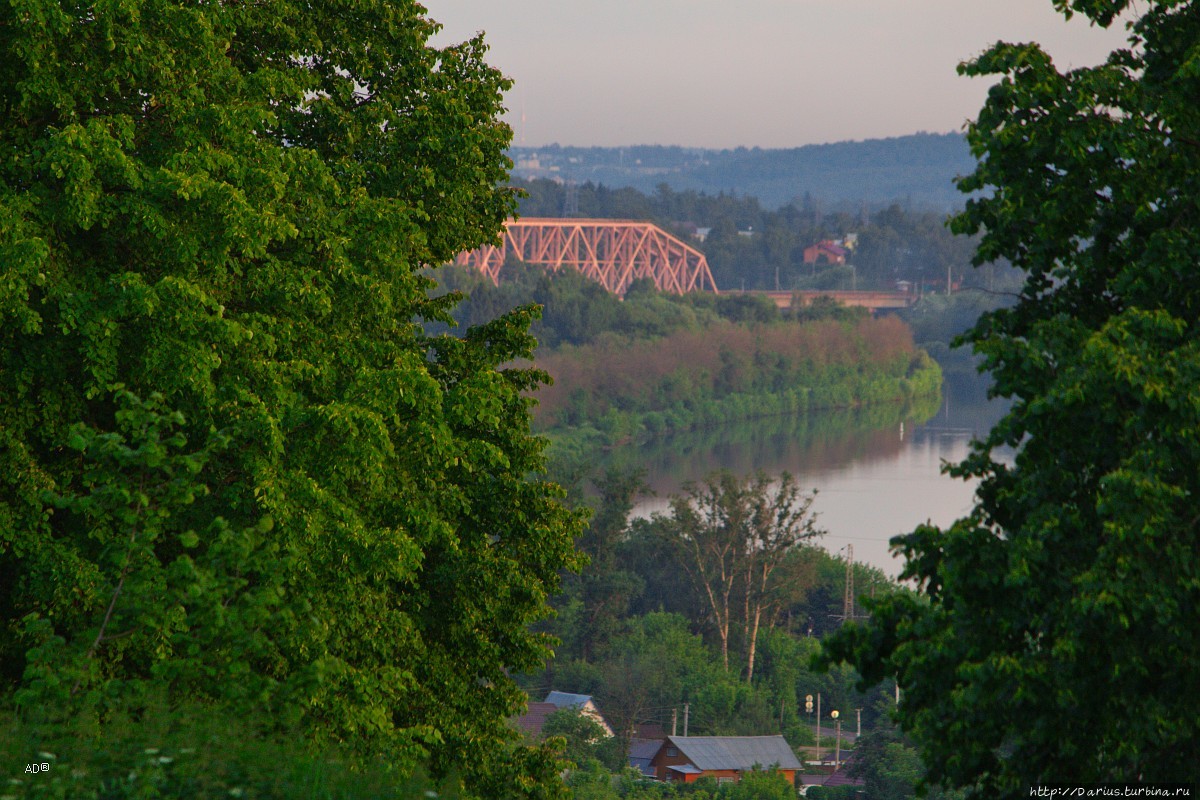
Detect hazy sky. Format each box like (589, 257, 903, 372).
(426, 0, 1131, 149)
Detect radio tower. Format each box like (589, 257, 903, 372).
(562, 180, 579, 217)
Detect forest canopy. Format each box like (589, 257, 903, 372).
(824, 0, 1200, 794)
(0, 1, 583, 796)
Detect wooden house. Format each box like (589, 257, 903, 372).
(650, 735, 803, 785)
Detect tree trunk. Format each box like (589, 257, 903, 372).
(746, 602, 763, 682)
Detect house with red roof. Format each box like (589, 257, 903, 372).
(803, 240, 849, 265)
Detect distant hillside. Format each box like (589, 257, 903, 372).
(509, 132, 975, 211)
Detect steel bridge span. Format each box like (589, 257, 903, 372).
(454, 218, 718, 295)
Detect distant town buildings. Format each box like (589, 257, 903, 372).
(803, 239, 850, 266)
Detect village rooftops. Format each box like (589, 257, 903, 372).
(651, 734, 804, 784)
(543, 691, 594, 709)
(667, 764, 704, 777)
(667, 735, 803, 772)
(510, 701, 558, 740)
(628, 739, 665, 777)
(542, 690, 614, 736)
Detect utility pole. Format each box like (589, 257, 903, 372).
(672, 708, 677, 737)
(683, 702, 689, 737)
(856, 708, 862, 739)
(832, 710, 841, 768)
(842, 544, 855, 624)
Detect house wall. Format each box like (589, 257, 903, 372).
(579, 701, 614, 736)
(686, 769, 739, 784)
(649, 744, 800, 785)
(650, 745, 693, 781)
(666, 768, 798, 786)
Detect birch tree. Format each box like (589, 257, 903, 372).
(743, 472, 822, 682)
(662, 471, 822, 678)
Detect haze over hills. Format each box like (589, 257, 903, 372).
(509, 131, 976, 211)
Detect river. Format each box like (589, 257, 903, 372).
(588, 379, 1008, 579)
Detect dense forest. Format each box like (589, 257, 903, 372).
(513, 177, 1014, 297)
(434, 263, 942, 453)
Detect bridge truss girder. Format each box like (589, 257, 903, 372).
(455, 218, 719, 295)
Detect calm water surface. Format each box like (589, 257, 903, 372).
(596, 386, 1007, 579)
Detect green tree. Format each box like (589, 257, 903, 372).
(559, 468, 648, 662)
(657, 471, 823, 679)
(847, 701, 964, 800)
(0, 0, 583, 795)
(542, 708, 610, 770)
(823, 0, 1200, 795)
(593, 612, 723, 749)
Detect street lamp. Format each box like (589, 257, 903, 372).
(831, 710, 841, 768)
(805, 693, 821, 759)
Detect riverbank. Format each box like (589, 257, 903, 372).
(535, 316, 942, 461)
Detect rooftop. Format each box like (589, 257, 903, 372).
(544, 690, 594, 709)
(667, 735, 803, 772)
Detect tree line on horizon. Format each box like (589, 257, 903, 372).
(513, 178, 1002, 297)
(508, 131, 976, 210)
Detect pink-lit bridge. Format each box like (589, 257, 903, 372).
(454, 218, 915, 312)
(454, 218, 718, 295)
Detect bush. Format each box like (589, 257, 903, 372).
(0, 701, 457, 800)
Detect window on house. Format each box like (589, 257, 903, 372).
(666, 747, 677, 757)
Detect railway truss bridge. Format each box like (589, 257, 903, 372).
(454, 218, 915, 312)
(454, 217, 718, 295)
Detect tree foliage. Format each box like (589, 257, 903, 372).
(0, 0, 584, 794)
(557, 469, 648, 662)
(515, 178, 981, 293)
(435, 260, 779, 350)
(656, 472, 823, 679)
(541, 708, 612, 770)
(823, 0, 1200, 794)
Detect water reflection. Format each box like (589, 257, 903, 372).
(599, 387, 1008, 579)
